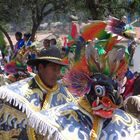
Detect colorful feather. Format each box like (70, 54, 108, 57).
(106, 16, 126, 36)
(63, 17, 130, 97)
(63, 70, 92, 96)
(106, 16, 136, 40)
(4, 61, 17, 74)
(71, 22, 79, 39)
(4, 61, 27, 74)
(62, 57, 69, 65)
(105, 36, 122, 54)
(63, 57, 91, 96)
(85, 42, 101, 73)
(82, 22, 107, 41)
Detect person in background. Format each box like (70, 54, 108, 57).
(43, 39, 50, 50)
(50, 38, 57, 48)
(14, 32, 24, 52)
(23, 33, 32, 48)
(40, 39, 51, 55)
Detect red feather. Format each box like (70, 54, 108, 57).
(82, 22, 107, 41)
(105, 36, 121, 54)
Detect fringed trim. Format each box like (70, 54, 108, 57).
(0, 87, 32, 118)
(28, 111, 64, 140)
(0, 87, 64, 140)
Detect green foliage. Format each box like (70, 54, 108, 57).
(0, 0, 24, 23)
(0, 32, 6, 47)
(0, 0, 140, 34)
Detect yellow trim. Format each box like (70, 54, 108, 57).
(37, 56, 62, 61)
(42, 90, 53, 110)
(27, 127, 36, 140)
(78, 96, 92, 115)
(35, 75, 59, 110)
(90, 116, 101, 140)
(78, 97, 102, 140)
(63, 87, 76, 103)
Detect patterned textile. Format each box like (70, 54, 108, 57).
(0, 75, 75, 140)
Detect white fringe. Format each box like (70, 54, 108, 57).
(0, 86, 64, 140)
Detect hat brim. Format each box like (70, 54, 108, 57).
(27, 58, 68, 66)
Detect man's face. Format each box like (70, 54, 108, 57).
(24, 36, 28, 41)
(43, 40, 50, 49)
(38, 62, 61, 88)
(15, 35, 20, 41)
(50, 39, 56, 45)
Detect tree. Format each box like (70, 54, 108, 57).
(82, 0, 130, 20)
(0, 0, 25, 51)
(23, 0, 71, 41)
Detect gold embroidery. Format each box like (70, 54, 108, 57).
(65, 87, 76, 102)
(0, 104, 26, 121)
(78, 96, 92, 115)
(24, 80, 43, 101)
(0, 129, 21, 140)
(90, 116, 100, 140)
(27, 127, 36, 140)
(59, 110, 79, 122)
(0, 104, 30, 140)
(9, 128, 21, 138)
(41, 91, 53, 110)
(78, 97, 103, 140)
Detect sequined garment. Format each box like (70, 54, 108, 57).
(0, 75, 75, 140)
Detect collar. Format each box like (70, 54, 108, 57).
(78, 97, 104, 140)
(34, 74, 58, 93)
(78, 96, 92, 115)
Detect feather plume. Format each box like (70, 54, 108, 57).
(63, 17, 130, 97)
(4, 61, 17, 74)
(85, 42, 101, 73)
(63, 57, 91, 96)
(106, 16, 125, 36)
(82, 22, 107, 41)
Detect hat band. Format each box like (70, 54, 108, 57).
(38, 56, 62, 61)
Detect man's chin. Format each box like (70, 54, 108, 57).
(46, 81, 57, 88)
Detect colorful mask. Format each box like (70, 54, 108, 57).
(63, 21, 130, 118)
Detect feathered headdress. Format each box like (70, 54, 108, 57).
(4, 61, 27, 74)
(106, 16, 136, 39)
(63, 20, 130, 97)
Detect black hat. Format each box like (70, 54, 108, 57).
(27, 47, 68, 66)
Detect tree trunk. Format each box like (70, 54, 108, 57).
(85, 0, 100, 20)
(0, 25, 14, 52)
(31, 22, 40, 41)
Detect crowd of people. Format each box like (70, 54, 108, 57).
(0, 15, 139, 140)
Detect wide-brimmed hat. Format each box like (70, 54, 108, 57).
(27, 47, 68, 66)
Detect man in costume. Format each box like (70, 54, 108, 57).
(23, 19, 140, 140)
(0, 47, 75, 140)
(23, 33, 32, 48)
(25, 39, 140, 140)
